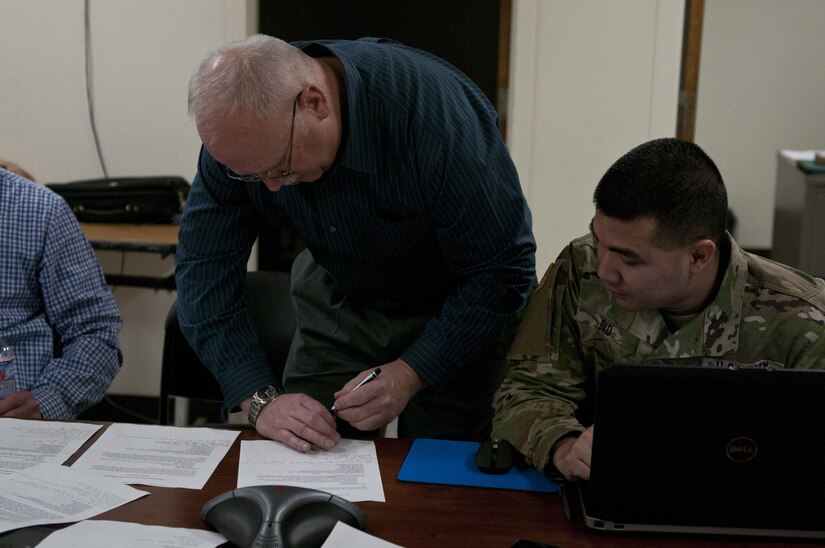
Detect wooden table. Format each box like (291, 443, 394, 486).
(69, 428, 813, 548)
(80, 222, 179, 289)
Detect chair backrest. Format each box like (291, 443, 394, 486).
(159, 270, 296, 424)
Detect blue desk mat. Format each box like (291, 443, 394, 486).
(397, 438, 559, 493)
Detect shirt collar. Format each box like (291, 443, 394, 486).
(295, 41, 377, 176)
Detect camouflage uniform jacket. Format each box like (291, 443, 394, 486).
(492, 233, 825, 473)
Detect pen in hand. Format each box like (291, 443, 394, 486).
(330, 367, 382, 413)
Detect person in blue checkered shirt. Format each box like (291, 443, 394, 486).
(0, 167, 122, 419)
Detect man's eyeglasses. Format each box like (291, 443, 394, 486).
(224, 92, 301, 183)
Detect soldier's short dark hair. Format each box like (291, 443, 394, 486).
(593, 138, 728, 249)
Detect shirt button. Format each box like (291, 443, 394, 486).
(329, 225, 337, 233)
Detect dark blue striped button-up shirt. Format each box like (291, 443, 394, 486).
(176, 38, 536, 412)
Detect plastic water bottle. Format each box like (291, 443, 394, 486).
(0, 337, 15, 399)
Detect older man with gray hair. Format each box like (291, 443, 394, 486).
(176, 35, 536, 452)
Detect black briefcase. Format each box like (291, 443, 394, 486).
(47, 176, 190, 223)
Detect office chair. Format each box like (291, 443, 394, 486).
(159, 270, 296, 425)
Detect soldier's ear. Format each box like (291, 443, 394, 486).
(689, 239, 716, 273)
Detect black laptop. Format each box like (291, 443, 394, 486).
(578, 364, 825, 539)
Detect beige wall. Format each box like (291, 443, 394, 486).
(508, 0, 684, 270)
(695, 0, 825, 250)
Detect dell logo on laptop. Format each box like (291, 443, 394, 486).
(726, 437, 758, 462)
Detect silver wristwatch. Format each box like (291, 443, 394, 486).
(247, 385, 284, 427)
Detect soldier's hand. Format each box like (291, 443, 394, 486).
(552, 426, 594, 481)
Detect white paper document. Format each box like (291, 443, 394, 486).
(238, 439, 385, 502)
(37, 519, 226, 548)
(70, 423, 240, 489)
(321, 521, 404, 548)
(0, 418, 101, 475)
(0, 464, 147, 534)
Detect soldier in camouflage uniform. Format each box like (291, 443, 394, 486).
(492, 138, 825, 482)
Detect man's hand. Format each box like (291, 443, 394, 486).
(332, 359, 427, 431)
(0, 391, 42, 419)
(241, 393, 340, 453)
(552, 426, 594, 481)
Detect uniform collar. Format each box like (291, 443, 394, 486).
(698, 233, 746, 355)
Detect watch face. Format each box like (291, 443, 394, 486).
(255, 386, 281, 403)
(249, 386, 282, 427)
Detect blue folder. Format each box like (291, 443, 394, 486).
(397, 438, 559, 493)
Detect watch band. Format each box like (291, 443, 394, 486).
(247, 385, 284, 427)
